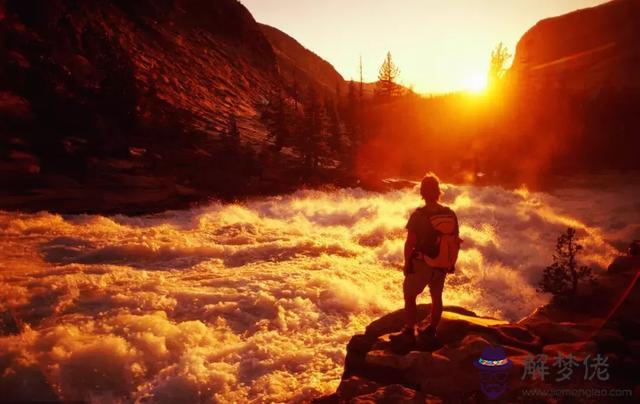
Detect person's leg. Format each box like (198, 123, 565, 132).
(429, 287, 443, 329)
(404, 293, 418, 330)
(402, 259, 428, 332)
(392, 280, 419, 345)
(427, 270, 446, 332)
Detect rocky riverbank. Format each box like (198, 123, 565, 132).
(316, 257, 640, 402)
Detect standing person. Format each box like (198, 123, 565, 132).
(392, 173, 461, 345)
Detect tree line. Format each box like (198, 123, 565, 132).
(238, 39, 639, 188)
(257, 51, 412, 181)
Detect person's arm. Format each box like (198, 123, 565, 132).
(451, 211, 461, 273)
(404, 230, 417, 274)
(454, 211, 460, 236)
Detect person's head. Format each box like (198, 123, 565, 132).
(420, 173, 441, 203)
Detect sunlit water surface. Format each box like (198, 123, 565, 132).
(1, 179, 639, 402)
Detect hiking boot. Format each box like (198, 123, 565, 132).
(419, 324, 437, 340)
(389, 327, 416, 354)
(417, 324, 443, 351)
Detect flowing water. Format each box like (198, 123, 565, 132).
(1, 178, 639, 402)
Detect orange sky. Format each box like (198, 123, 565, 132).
(242, 0, 609, 94)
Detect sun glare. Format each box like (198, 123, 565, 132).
(464, 72, 488, 93)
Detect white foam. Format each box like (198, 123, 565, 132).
(0, 179, 637, 402)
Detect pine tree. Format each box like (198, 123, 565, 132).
(242, 145, 258, 177)
(488, 42, 512, 89)
(263, 89, 289, 152)
(537, 228, 595, 304)
(298, 86, 325, 173)
(375, 51, 402, 101)
(325, 97, 342, 156)
(345, 80, 361, 158)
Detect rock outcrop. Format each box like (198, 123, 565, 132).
(509, 0, 640, 93)
(0, 0, 355, 214)
(318, 261, 639, 402)
(259, 23, 344, 96)
(0, 0, 287, 213)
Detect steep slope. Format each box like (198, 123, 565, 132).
(0, 0, 285, 212)
(509, 0, 640, 92)
(259, 23, 344, 96)
(111, 0, 278, 140)
(492, 0, 640, 179)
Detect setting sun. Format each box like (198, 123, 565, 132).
(464, 72, 488, 93)
(244, 0, 609, 94)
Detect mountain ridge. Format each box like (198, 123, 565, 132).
(509, 0, 640, 92)
(259, 23, 345, 96)
(0, 0, 302, 213)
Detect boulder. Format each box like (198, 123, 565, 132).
(370, 309, 515, 356)
(418, 374, 477, 400)
(315, 376, 443, 403)
(590, 327, 625, 353)
(364, 350, 421, 371)
(342, 306, 545, 397)
(361, 348, 476, 399)
(313, 376, 382, 403)
(374, 331, 419, 356)
(322, 253, 640, 403)
(607, 256, 640, 273)
(435, 334, 492, 367)
(522, 321, 593, 344)
(626, 340, 640, 356)
(542, 341, 597, 362)
(343, 334, 377, 379)
(404, 352, 452, 381)
(352, 383, 440, 404)
(492, 324, 542, 353)
(364, 305, 479, 339)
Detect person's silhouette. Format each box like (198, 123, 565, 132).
(392, 173, 460, 345)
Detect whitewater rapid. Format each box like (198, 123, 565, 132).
(1, 179, 638, 402)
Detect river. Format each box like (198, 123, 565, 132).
(1, 177, 638, 402)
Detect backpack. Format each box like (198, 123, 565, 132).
(422, 208, 462, 270)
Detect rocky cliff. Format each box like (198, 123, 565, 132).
(317, 259, 640, 402)
(259, 23, 344, 96)
(491, 0, 640, 180)
(0, 0, 287, 213)
(509, 0, 640, 93)
(0, 0, 354, 214)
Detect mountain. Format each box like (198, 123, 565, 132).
(486, 0, 640, 180)
(259, 23, 344, 96)
(509, 0, 640, 92)
(259, 23, 404, 98)
(1, 0, 279, 139)
(0, 0, 319, 213)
